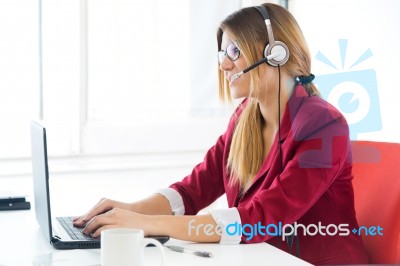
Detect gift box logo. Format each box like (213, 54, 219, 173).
(314, 39, 382, 140)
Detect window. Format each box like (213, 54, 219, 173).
(0, 0, 241, 176)
(39, 0, 242, 156)
(85, 0, 215, 154)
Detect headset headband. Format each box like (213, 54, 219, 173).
(253, 5, 289, 66)
(254, 6, 275, 49)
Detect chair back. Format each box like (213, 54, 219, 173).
(351, 141, 400, 264)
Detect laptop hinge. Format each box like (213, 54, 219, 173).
(51, 235, 61, 244)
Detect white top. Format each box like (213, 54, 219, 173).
(157, 188, 242, 244)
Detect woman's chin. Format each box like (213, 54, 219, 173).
(229, 86, 248, 99)
(230, 91, 247, 100)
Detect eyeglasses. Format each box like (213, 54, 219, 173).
(218, 42, 240, 64)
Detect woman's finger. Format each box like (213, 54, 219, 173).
(91, 224, 115, 238)
(82, 211, 114, 235)
(73, 198, 113, 227)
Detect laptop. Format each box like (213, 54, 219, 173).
(30, 120, 170, 249)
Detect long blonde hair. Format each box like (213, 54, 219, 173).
(217, 3, 319, 191)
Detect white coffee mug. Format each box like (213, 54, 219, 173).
(101, 228, 165, 266)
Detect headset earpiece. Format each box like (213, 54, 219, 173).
(265, 41, 289, 66)
(255, 5, 289, 66)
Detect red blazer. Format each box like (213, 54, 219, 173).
(170, 84, 368, 265)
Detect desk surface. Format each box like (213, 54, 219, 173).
(0, 174, 311, 266)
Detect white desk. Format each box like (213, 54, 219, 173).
(0, 174, 311, 266)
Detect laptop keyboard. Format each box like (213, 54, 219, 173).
(56, 217, 95, 240)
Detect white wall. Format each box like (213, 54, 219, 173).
(290, 0, 400, 142)
(0, 1, 38, 159)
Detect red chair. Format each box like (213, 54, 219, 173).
(351, 141, 400, 264)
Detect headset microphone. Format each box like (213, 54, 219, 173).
(230, 50, 285, 81)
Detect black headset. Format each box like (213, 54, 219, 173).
(254, 5, 289, 67)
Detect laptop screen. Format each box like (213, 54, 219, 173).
(31, 120, 53, 242)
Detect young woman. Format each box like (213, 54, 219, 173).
(74, 3, 368, 265)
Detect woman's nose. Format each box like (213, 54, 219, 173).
(219, 56, 234, 71)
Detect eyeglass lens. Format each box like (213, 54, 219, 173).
(218, 42, 240, 64)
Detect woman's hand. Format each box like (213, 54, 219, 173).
(81, 208, 151, 238)
(76, 202, 222, 242)
(73, 198, 134, 228)
(82, 210, 223, 243)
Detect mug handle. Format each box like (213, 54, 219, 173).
(141, 238, 165, 266)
